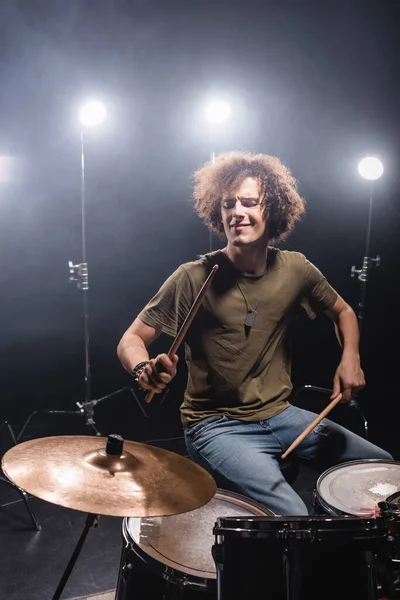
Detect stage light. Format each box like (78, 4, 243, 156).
(0, 156, 15, 182)
(204, 100, 231, 124)
(357, 157, 384, 181)
(79, 101, 107, 127)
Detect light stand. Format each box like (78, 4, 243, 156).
(204, 100, 231, 253)
(351, 157, 383, 337)
(66, 128, 146, 435)
(65, 121, 148, 433)
(18, 102, 147, 442)
(351, 180, 381, 337)
(207, 140, 216, 252)
(347, 157, 384, 439)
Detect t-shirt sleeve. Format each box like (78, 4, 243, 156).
(137, 265, 195, 337)
(299, 256, 338, 320)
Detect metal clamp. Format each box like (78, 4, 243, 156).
(68, 261, 89, 290)
(351, 255, 380, 282)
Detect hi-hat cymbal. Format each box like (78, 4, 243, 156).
(1, 434, 216, 517)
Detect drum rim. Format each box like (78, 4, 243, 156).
(316, 459, 400, 488)
(214, 514, 380, 526)
(386, 491, 400, 504)
(315, 459, 400, 516)
(213, 514, 384, 539)
(122, 487, 273, 585)
(313, 490, 343, 516)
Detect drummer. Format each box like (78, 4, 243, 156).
(117, 151, 393, 516)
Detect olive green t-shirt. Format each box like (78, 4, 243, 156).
(138, 248, 338, 427)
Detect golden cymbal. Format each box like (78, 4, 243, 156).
(1, 434, 217, 517)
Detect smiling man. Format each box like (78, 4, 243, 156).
(117, 151, 392, 515)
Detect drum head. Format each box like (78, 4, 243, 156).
(316, 459, 400, 516)
(125, 489, 272, 580)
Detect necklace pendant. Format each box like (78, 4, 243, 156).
(245, 309, 257, 328)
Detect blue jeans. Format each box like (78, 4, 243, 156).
(184, 405, 393, 516)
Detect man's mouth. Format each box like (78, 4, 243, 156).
(231, 223, 250, 231)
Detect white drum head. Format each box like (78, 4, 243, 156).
(126, 489, 271, 579)
(317, 460, 400, 515)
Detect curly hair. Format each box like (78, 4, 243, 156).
(192, 151, 306, 244)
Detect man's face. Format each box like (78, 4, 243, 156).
(220, 177, 267, 247)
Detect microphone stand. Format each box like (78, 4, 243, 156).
(18, 130, 147, 442)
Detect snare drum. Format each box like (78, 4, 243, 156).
(314, 459, 400, 516)
(213, 515, 385, 600)
(115, 489, 273, 599)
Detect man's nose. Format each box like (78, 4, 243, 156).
(232, 199, 245, 216)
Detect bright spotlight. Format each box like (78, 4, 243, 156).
(204, 100, 231, 124)
(0, 156, 15, 182)
(79, 101, 107, 127)
(357, 157, 384, 181)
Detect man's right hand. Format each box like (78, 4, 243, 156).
(138, 353, 179, 393)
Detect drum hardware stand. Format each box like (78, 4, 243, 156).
(51, 433, 137, 600)
(17, 386, 148, 442)
(0, 421, 41, 530)
(18, 131, 149, 441)
(51, 434, 116, 600)
(375, 500, 400, 599)
(51, 512, 100, 600)
(293, 384, 369, 440)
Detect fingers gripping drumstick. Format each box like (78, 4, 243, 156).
(144, 264, 219, 404)
(281, 393, 343, 459)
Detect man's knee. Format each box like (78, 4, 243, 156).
(361, 441, 393, 462)
(373, 448, 393, 461)
(277, 497, 309, 516)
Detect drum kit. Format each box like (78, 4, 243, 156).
(2, 433, 400, 600)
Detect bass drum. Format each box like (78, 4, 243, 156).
(115, 488, 274, 599)
(213, 514, 385, 600)
(314, 459, 400, 516)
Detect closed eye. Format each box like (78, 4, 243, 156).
(222, 197, 260, 209)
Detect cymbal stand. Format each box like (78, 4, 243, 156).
(0, 420, 41, 530)
(51, 512, 100, 600)
(51, 435, 122, 600)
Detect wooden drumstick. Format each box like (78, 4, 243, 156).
(144, 264, 219, 404)
(281, 393, 343, 459)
